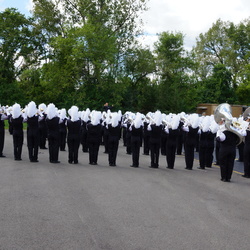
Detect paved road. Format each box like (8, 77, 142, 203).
(0, 132, 250, 250)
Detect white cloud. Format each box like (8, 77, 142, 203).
(26, 0, 34, 13)
(139, 0, 250, 51)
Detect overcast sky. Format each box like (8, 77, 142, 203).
(1, 0, 249, 50)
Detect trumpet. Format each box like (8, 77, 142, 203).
(162, 120, 171, 128)
(180, 115, 190, 126)
(146, 114, 155, 125)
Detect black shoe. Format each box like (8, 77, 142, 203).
(0, 154, 6, 158)
(149, 166, 158, 169)
(52, 161, 60, 163)
(68, 160, 73, 164)
(15, 158, 22, 161)
(221, 178, 226, 182)
(167, 166, 173, 169)
(242, 175, 250, 178)
(31, 159, 39, 162)
(185, 167, 192, 170)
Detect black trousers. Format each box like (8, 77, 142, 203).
(184, 143, 195, 169)
(176, 133, 183, 155)
(48, 134, 60, 162)
(88, 140, 100, 164)
(149, 141, 160, 167)
(60, 131, 67, 151)
(13, 131, 23, 160)
(143, 135, 150, 155)
(81, 131, 88, 152)
(219, 146, 236, 181)
(103, 132, 109, 153)
(27, 132, 39, 161)
(39, 127, 47, 148)
(243, 146, 250, 176)
(166, 144, 177, 169)
(108, 137, 119, 165)
(0, 128, 4, 155)
(67, 136, 80, 163)
(131, 136, 141, 167)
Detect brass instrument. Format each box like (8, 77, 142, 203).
(214, 103, 243, 145)
(162, 119, 171, 127)
(243, 107, 250, 120)
(146, 114, 155, 125)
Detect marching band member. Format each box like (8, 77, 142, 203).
(107, 112, 121, 166)
(0, 106, 8, 157)
(216, 117, 246, 182)
(38, 103, 48, 149)
(87, 111, 102, 165)
(143, 113, 150, 155)
(9, 103, 25, 160)
(129, 112, 143, 168)
(242, 114, 250, 178)
(80, 108, 90, 153)
(198, 116, 216, 169)
(59, 108, 67, 151)
(102, 111, 109, 154)
(182, 113, 199, 170)
(26, 101, 43, 162)
(206, 117, 219, 168)
(46, 103, 60, 163)
(161, 113, 168, 156)
(147, 110, 163, 168)
(164, 114, 180, 169)
(67, 106, 82, 164)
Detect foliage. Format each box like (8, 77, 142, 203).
(0, 3, 249, 113)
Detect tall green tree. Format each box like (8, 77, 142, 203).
(0, 8, 38, 104)
(26, 0, 148, 109)
(193, 18, 250, 99)
(154, 31, 196, 113)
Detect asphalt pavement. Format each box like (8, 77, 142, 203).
(0, 131, 250, 250)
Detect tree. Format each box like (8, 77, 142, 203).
(0, 8, 38, 104)
(27, 0, 148, 109)
(193, 18, 250, 94)
(154, 31, 196, 113)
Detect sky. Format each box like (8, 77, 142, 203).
(1, 0, 249, 51)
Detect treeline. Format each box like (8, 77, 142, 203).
(0, 0, 249, 114)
